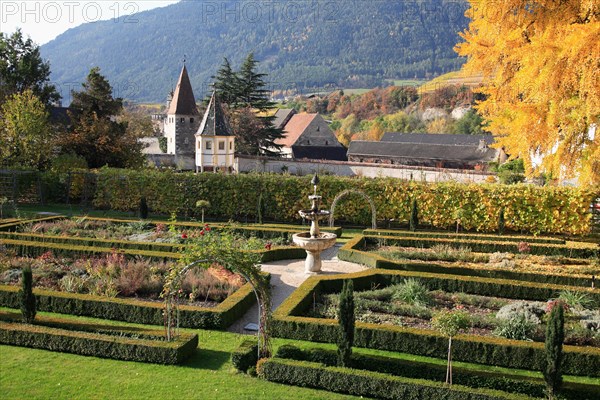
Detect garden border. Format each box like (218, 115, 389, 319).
(271, 269, 600, 376)
(0, 311, 197, 364)
(337, 236, 594, 287)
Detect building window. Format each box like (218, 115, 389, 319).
(190, 118, 194, 123)
(206, 141, 212, 150)
(325, 140, 329, 145)
(198, 141, 201, 149)
(229, 141, 233, 150)
(306, 140, 310, 145)
(218, 141, 225, 150)
(180, 117, 185, 123)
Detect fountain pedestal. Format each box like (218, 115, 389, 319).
(293, 174, 337, 274)
(292, 232, 337, 274)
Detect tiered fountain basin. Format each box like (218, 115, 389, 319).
(292, 231, 337, 274)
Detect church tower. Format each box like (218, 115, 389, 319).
(163, 64, 200, 156)
(195, 91, 236, 173)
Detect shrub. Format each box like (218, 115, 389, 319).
(231, 339, 258, 373)
(337, 279, 354, 367)
(557, 290, 595, 311)
(494, 313, 538, 341)
(495, 301, 545, 325)
(391, 278, 431, 306)
(20, 266, 36, 323)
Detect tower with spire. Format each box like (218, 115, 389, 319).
(163, 63, 200, 158)
(195, 91, 236, 173)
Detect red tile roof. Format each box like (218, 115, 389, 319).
(276, 113, 317, 147)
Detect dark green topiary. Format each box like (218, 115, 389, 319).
(498, 207, 505, 236)
(139, 197, 149, 219)
(20, 266, 36, 323)
(544, 302, 565, 399)
(337, 279, 354, 367)
(409, 199, 419, 232)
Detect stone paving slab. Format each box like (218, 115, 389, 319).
(228, 244, 368, 334)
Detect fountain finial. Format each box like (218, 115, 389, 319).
(311, 174, 319, 196)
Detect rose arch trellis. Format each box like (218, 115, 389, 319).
(161, 252, 271, 358)
(329, 189, 377, 230)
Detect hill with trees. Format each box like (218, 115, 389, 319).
(40, 0, 469, 102)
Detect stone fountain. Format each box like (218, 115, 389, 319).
(293, 174, 337, 274)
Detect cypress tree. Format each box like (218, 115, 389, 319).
(498, 207, 505, 235)
(544, 302, 565, 399)
(409, 199, 419, 231)
(337, 279, 355, 367)
(20, 266, 36, 323)
(139, 197, 148, 219)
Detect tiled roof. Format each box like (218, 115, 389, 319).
(291, 146, 348, 161)
(381, 132, 495, 146)
(273, 108, 296, 129)
(196, 91, 233, 137)
(276, 113, 318, 147)
(167, 65, 199, 116)
(347, 140, 499, 163)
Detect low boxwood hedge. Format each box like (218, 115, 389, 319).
(272, 270, 600, 377)
(0, 281, 256, 330)
(0, 311, 197, 364)
(0, 231, 186, 253)
(364, 234, 598, 259)
(0, 215, 65, 232)
(363, 229, 566, 244)
(338, 236, 594, 287)
(231, 339, 258, 373)
(275, 345, 600, 399)
(258, 358, 531, 400)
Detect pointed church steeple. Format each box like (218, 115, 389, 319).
(196, 91, 233, 137)
(167, 64, 199, 115)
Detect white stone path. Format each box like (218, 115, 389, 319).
(228, 243, 368, 334)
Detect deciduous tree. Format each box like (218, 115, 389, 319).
(456, 1, 599, 185)
(0, 90, 52, 169)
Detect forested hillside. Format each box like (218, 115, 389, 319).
(41, 0, 469, 102)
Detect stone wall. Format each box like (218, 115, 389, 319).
(236, 156, 494, 183)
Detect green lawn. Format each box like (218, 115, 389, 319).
(1, 326, 359, 400)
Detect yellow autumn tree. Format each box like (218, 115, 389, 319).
(456, 1, 599, 186)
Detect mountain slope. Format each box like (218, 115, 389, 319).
(41, 0, 469, 102)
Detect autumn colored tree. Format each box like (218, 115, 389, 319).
(456, 1, 599, 185)
(59, 67, 145, 168)
(0, 90, 52, 169)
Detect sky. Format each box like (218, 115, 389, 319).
(1, 0, 180, 45)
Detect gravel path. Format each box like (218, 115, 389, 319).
(227, 243, 368, 334)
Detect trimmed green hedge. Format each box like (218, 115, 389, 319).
(338, 236, 594, 287)
(275, 345, 600, 399)
(0, 282, 256, 330)
(364, 234, 598, 259)
(363, 229, 566, 244)
(272, 270, 600, 376)
(0, 312, 197, 364)
(258, 358, 531, 400)
(0, 215, 65, 232)
(231, 339, 258, 373)
(0, 231, 186, 253)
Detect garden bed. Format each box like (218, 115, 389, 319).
(272, 269, 600, 376)
(0, 310, 198, 364)
(338, 236, 597, 287)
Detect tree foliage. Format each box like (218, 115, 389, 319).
(432, 309, 470, 385)
(337, 279, 355, 367)
(20, 266, 36, 324)
(59, 67, 145, 168)
(212, 54, 284, 156)
(456, 1, 600, 186)
(0, 29, 60, 107)
(0, 90, 52, 169)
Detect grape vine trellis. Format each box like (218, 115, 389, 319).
(162, 227, 272, 358)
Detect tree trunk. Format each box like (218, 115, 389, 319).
(446, 336, 452, 385)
